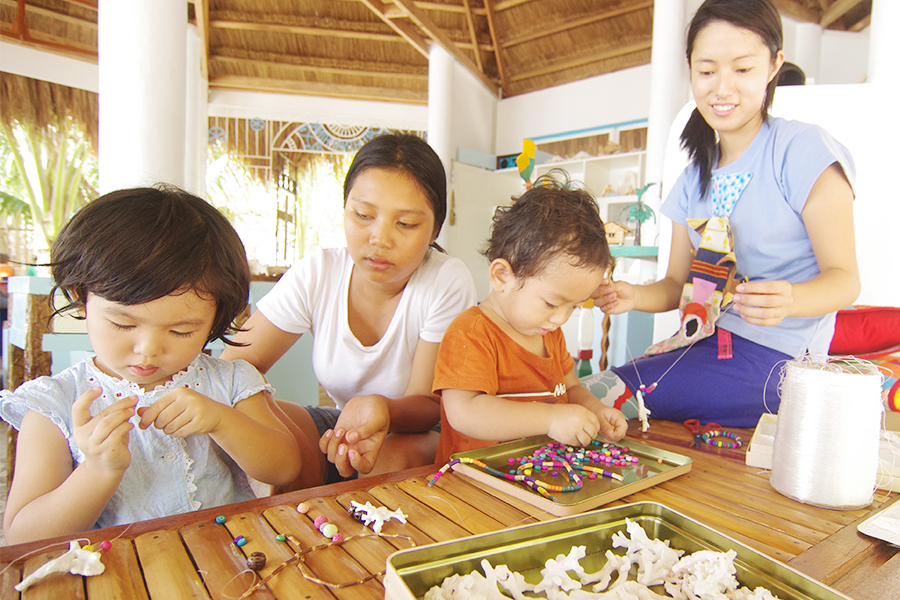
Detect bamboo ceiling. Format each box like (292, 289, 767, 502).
(1, 0, 875, 106)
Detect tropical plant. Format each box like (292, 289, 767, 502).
(0, 116, 97, 252)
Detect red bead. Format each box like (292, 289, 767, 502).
(99, 540, 112, 551)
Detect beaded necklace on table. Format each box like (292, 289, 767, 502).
(429, 440, 632, 502)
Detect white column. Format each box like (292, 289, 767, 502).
(98, 0, 187, 193)
(645, 0, 691, 188)
(868, 0, 899, 90)
(427, 43, 455, 251)
(791, 23, 822, 84)
(427, 44, 454, 181)
(184, 24, 208, 197)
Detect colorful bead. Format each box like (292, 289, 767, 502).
(234, 536, 248, 547)
(100, 540, 112, 551)
(247, 551, 267, 571)
(313, 515, 329, 529)
(275, 534, 286, 542)
(297, 502, 310, 514)
(332, 532, 345, 542)
(83, 545, 95, 552)
(215, 515, 227, 524)
(320, 523, 339, 538)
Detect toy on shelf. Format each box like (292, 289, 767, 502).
(616, 182, 657, 246)
(516, 139, 535, 189)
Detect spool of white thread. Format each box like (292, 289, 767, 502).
(770, 356, 883, 509)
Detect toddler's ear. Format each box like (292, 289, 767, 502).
(488, 258, 515, 292)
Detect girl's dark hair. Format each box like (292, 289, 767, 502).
(483, 170, 613, 280)
(50, 185, 251, 346)
(343, 133, 448, 252)
(681, 0, 783, 197)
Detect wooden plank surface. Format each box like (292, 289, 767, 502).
(0, 419, 895, 600)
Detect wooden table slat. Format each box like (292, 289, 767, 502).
(363, 483, 473, 543)
(84, 539, 149, 600)
(396, 478, 507, 534)
(21, 548, 86, 600)
(133, 529, 210, 599)
(334, 490, 439, 548)
(180, 520, 276, 600)
(0, 563, 22, 600)
(261, 505, 382, 600)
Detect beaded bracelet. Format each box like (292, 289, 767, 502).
(701, 430, 743, 449)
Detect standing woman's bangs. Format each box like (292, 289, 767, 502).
(342, 134, 448, 251)
(682, 0, 784, 197)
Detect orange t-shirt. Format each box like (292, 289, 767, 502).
(433, 306, 575, 464)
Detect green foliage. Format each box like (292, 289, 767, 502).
(0, 116, 97, 251)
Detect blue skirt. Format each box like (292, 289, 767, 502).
(609, 329, 791, 428)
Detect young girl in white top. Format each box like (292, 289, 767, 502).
(587, 0, 859, 427)
(0, 186, 302, 544)
(223, 134, 476, 488)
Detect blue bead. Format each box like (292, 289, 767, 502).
(215, 515, 226, 524)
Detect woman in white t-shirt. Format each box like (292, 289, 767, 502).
(223, 134, 476, 488)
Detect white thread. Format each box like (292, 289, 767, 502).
(770, 355, 884, 509)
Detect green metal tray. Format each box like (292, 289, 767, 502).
(448, 435, 692, 516)
(384, 501, 852, 600)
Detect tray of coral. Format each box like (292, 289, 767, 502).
(384, 502, 851, 600)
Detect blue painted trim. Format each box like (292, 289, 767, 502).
(530, 119, 649, 142)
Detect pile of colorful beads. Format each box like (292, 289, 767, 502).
(428, 440, 632, 502)
(313, 515, 344, 542)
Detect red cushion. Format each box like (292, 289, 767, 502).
(829, 305, 900, 358)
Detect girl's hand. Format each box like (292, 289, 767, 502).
(137, 388, 224, 437)
(319, 394, 389, 477)
(71, 387, 135, 476)
(548, 404, 600, 447)
(592, 278, 635, 315)
(732, 280, 793, 326)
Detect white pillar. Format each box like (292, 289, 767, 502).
(184, 24, 207, 197)
(868, 0, 899, 90)
(427, 44, 454, 181)
(427, 43, 455, 251)
(98, 0, 187, 193)
(645, 0, 690, 189)
(791, 23, 822, 84)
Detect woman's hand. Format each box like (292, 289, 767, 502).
(137, 388, 225, 437)
(320, 394, 390, 477)
(71, 387, 135, 476)
(732, 280, 793, 326)
(592, 278, 636, 315)
(547, 404, 600, 447)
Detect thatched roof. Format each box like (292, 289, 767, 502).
(1, 0, 874, 106)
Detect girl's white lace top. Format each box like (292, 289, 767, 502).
(0, 354, 272, 529)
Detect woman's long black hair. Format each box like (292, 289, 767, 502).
(681, 0, 783, 198)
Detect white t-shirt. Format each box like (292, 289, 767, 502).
(256, 247, 476, 408)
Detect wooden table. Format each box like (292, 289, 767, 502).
(1, 420, 897, 599)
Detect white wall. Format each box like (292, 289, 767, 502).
(495, 65, 652, 156)
(1, 41, 99, 92)
(781, 17, 870, 85)
(207, 89, 429, 131)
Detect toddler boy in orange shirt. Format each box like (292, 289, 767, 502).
(433, 172, 627, 464)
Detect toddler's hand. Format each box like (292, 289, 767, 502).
(592, 278, 634, 315)
(595, 406, 628, 442)
(71, 387, 135, 476)
(548, 404, 600, 447)
(137, 388, 224, 437)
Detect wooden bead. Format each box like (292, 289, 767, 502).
(247, 551, 266, 571)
